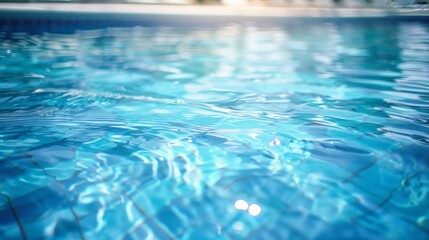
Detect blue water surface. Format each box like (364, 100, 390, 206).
(0, 19, 429, 239)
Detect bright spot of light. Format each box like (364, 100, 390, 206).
(248, 204, 262, 216)
(269, 138, 281, 147)
(248, 133, 258, 139)
(234, 199, 249, 210)
(315, 96, 324, 104)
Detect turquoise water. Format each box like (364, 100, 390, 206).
(0, 20, 429, 239)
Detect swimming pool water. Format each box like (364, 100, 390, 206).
(0, 19, 429, 239)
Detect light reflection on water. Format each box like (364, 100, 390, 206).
(0, 20, 429, 239)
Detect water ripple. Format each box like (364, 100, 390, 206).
(0, 21, 429, 240)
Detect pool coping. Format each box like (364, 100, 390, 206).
(0, 3, 429, 18)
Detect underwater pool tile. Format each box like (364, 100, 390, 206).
(0, 225, 23, 240)
(11, 183, 64, 208)
(22, 208, 83, 240)
(179, 222, 222, 240)
(70, 197, 106, 220)
(129, 185, 176, 217)
(388, 170, 429, 210)
(44, 165, 80, 182)
(0, 169, 55, 200)
(121, 221, 152, 240)
(13, 193, 67, 225)
(316, 221, 383, 240)
(153, 205, 188, 237)
(350, 164, 403, 199)
(259, 209, 326, 240)
(326, 127, 364, 141)
(382, 199, 429, 230)
(79, 200, 142, 239)
(0, 199, 17, 228)
(356, 206, 429, 240)
(310, 142, 375, 173)
(293, 158, 351, 183)
(356, 134, 402, 153)
(81, 138, 118, 151)
(315, 183, 385, 221)
(0, 156, 35, 177)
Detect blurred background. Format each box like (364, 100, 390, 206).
(0, 0, 428, 9)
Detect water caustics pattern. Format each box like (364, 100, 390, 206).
(0, 20, 429, 240)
